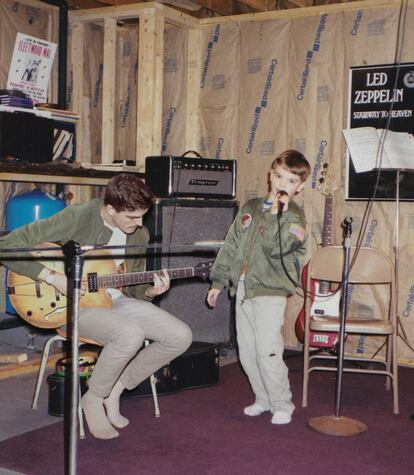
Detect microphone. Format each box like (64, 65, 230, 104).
(277, 190, 288, 217)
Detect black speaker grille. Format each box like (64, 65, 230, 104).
(145, 199, 238, 345)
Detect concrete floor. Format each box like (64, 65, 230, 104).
(0, 320, 61, 475)
(0, 364, 59, 475)
(0, 367, 59, 442)
(0, 469, 25, 475)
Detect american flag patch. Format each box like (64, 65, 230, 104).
(289, 224, 305, 241)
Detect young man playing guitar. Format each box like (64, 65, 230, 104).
(0, 174, 192, 439)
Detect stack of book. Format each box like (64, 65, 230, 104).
(53, 128, 74, 161)
(0, 93, 33, 109)
(34, 105, 80, 123)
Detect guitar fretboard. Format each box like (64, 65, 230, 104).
(321, 195, 333, 248)
(97, 267, 195, 289)
(320, 194, 333, 295)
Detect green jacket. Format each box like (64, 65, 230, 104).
(0, 199, 152, 301)
(210, 198, 307, 299)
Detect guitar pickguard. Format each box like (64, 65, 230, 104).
(310, 281, 340, 319)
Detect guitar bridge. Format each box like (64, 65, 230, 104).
(87, 273, 98, 293)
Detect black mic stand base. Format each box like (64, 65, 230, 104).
(308, 415, 367, 436)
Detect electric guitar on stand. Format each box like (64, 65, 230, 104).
(295, 164, 340, 348)
(6, 243, 213, 329)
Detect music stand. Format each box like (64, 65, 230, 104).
(307, 218, 367, 436)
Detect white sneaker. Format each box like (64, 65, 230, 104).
(271, 411, 292, 425)
(243, 403, 268, 416)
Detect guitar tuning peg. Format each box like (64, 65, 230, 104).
(323, 163, 328, 169)
(319, 177, 325, 184)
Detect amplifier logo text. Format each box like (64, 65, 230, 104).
(188, 179, 219, 186)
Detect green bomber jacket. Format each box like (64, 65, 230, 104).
(209, 197, 308, 300)
(0, 199, 153, 301)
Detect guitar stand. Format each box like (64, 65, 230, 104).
(307, 218, 367, 437)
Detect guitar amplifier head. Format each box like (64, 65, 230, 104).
(145, 156, 236, 199)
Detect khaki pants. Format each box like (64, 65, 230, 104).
(236, 284, 294, 415)
(76, 295, 192, 398)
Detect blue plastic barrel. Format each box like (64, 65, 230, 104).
(5, 189, 66, 313)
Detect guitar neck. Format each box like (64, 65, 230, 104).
(320, 194, 333, 295)
(95, 267, 195, 289)
(321, 195, 333, 248)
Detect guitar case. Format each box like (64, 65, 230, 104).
(47, 342, 220, 417)
(123, 341, 220, 399)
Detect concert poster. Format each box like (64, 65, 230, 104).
(7, 33, 57, 104)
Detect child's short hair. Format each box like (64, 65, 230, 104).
(105, 173, 155, 211)
(271, 150, 311, 182)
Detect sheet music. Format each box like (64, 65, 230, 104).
(382, 131, 414, 170)
(343, 127, 414, 173)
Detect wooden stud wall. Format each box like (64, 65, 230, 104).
(137, 9, 165, 164)
(102, 18, 117, 165)
(200, 0, 402, 24)
(185, 28, 202, 152)
(69, 3, 198, 170)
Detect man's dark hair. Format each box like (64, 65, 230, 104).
(104, 173, 155, 211)
(271, 150, 311, 182)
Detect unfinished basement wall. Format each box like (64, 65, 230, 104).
(0, 0, 60, 228)
(197, 1, 414, 363)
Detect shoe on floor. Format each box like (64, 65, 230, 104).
(243, 403, 268, 416)
(271, 411, 292, 425)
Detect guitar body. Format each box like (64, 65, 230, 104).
(295, 264, 339, 348)
(7, 244, 116, 329)
(7, 243, 212, 330)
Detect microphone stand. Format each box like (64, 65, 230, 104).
(307, 217, 367, 436)
(61, 241, 84, 475)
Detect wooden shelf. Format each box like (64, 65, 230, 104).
(0, 162, 144, 186)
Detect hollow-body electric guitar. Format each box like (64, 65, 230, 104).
(295, 164, 340, 348)
(7, 243, 213, 329)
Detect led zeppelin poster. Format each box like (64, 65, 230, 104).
(347, 63, 414, 200)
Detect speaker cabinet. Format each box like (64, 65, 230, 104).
(145, 199, 238, 345)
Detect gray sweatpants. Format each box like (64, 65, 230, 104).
(77, 295, 192, 398)
(236, 283, 295, 415)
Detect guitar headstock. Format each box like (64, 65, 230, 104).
(318, 163, 337, 197)
(194, 260, 214, 279)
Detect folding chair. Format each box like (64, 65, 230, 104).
(302, 246, 398, 414)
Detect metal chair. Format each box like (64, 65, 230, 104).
(32, 327, 160, 438)
(302, 246, 398, 414)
